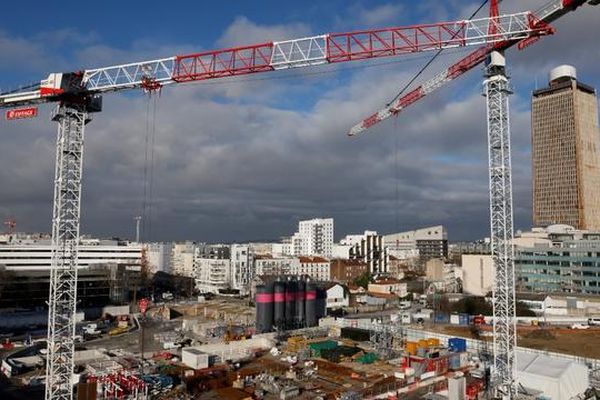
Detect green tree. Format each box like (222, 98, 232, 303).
(353, 272, 372, 289)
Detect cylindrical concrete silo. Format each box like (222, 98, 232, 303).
(273, 279, 286, 329)
(316, 286, 327, 321)
(285, 278, 297, 329)
(305, 281, 317, 327)
(255, 283, 274, 333)
(296, 278, 305, 328)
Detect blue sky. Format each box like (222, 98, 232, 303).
(1, 1, 599, 242)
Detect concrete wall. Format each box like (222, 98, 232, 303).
(461, 254, 493, 297)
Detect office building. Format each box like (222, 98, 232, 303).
(384, 225, 448, 265)
(516, 225, 600, 295)
(532, 65, 600, 230)
(230, 244, 253, 295)
(0, 236, 142, 271)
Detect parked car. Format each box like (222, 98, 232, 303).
(588, 318, 600, 326)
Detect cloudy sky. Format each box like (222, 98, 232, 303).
(0, 0, 599, 243)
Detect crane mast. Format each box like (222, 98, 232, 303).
(0, 3, 593, 399)
(483, 51, 517, 398)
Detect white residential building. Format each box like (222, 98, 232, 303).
(171, 242, 196, 277)
(230, 244, 253, 295)
(291, 256, 330, 281)
(146, 242, 173, 274)
(254, 255, 295, 277)
(298, 218, 334, 257)
(194, 257, 231, 294)
(325, 283, 349, 309)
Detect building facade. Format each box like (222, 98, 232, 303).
(340, 231, 388, 274)
(298, 218, 334, 258)
(146, 242, 173, 274)
(193, 245, 231, 294)
(291, 256, 331, 281)
(230, 244, 253, 295)
(171, 242, 196, 277)
(329, 259, 369, 284)
(384, 225, 448, 265)
(516, 226, 600, 295)
(531, 65, 600, 230)
(0, 237, 142, 271)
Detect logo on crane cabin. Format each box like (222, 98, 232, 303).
(39, 73, 66, 96)
(5, 107, 38, 120)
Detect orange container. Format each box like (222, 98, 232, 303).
(427, 338, 440, 347)
(418, 339, 429, 348)
(406, 341, 418, 355)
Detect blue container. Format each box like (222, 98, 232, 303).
(448, 337, 467, 353)
(458, 313, 470, 326)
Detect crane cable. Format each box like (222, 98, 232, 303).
(390, 0, 491, 248)
(387, 0, 492, 108)
(140, 93, 159, 243)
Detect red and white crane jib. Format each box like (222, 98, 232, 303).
(0, 10, 553, 111)
(347, 0, 596, 137)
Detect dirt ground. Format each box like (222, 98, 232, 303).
(431, 325, 600, 359)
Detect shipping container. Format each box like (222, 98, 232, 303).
(459, 314, 470, 326)
(405, 341, 418, 355)
(427, 338, 440, 347)
(450, 314, 460, 325)
(448, 337, 467, 353)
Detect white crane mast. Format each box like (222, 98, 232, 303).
(0, 2, 594, 399)
(483, 51, 517, 398)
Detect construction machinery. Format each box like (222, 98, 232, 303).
(0, 1, 594, 399)
(348, 0, 597, 398)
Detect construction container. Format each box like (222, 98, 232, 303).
(448, 337, 467, 352)
(427, 338, 440, 347)
(341, 327, 370, 342)
(405, 341, 418, 355)
(287, 336, 307, 352)
(449, 353, 461, 370)
(182, 348, 210, 369)
(418, 339, 429, 348)
(308, 340, 338, 358)
(450, 314, 460, 325)
(357, 352, 379, 364)
(459, 313, 470, 326)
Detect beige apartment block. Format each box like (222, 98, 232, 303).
(531, 66, 600, 230)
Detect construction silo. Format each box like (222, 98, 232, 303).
(273, 279, 286, 329)
(316, 286, 327, 320)
(296, 278, 305, 328)
(305, 281, 317, 327)
(285, 278, 297, 329)
(255, 283, 274, 333)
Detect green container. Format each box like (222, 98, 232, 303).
(357, 352, 379, 364)
(309, 340, 338, 357)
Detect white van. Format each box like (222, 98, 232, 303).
(588, 317, 600, 326)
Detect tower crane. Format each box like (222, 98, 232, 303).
(347, 0, 597, 398)
(0, 4, 583, 400)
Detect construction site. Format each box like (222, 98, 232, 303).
(1, 0, 600, 399)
